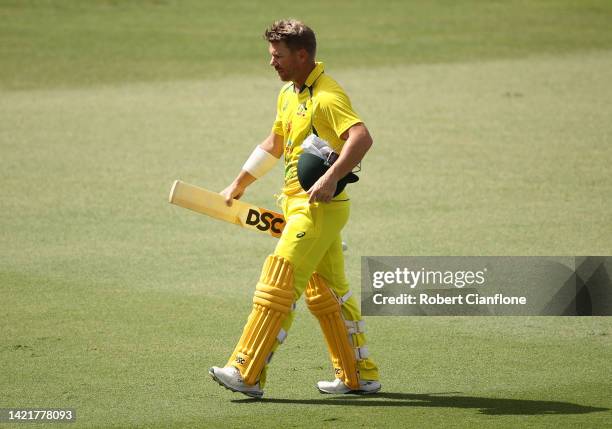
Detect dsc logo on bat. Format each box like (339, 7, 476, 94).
(245, 209, 285, 234)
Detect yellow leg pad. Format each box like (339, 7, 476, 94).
(305, 273, 360, 390)
(227, 255, 294, 385)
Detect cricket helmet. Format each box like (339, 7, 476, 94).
(297, 152, 359, 196)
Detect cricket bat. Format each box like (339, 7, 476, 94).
(168, 180, 285, 238)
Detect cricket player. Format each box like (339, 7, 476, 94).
(209, 19, 380, 398)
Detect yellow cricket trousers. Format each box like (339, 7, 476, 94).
(257, 192, 379, 386)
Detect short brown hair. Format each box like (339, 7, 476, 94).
(264, 19, 316, 58)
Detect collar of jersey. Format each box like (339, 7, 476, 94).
(295, 62, 324, 93)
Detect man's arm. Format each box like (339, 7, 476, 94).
(220, 132, 284, 206)
(306, 123, 373, 203)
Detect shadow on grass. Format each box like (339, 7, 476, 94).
(232, 392, 609, 415)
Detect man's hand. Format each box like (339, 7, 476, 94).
(220, 181, 246, 206)
(307, 174, 338, 203)
(306, 123, 373, 204)
(219, 132, 283, 206)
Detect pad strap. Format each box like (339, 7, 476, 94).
(355, 346, 369, 360)
(345, 320, 366, 335)
(276, 328, 288, 344)
(338, 290, 352, 304)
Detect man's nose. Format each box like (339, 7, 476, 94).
(270, 57, 277, 67)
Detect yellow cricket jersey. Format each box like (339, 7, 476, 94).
(271, 62, 362, 196)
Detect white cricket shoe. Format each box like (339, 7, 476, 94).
(316, 378, 382, 395)
(208, 366, 264, 398)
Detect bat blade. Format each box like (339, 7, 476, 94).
(169, 180, 285, 238)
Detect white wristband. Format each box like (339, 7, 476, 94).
(242, 146, 278, 179)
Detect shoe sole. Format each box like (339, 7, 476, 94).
(316, 385, 382, 395)
(208, 368, 263, 399)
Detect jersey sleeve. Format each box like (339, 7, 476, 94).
(272, 88, 285, 136)
(318, 89, 362, 138)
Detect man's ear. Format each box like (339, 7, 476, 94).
(298, 48, 309, 64)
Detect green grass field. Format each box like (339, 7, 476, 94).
(1, 1, 612, 428)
